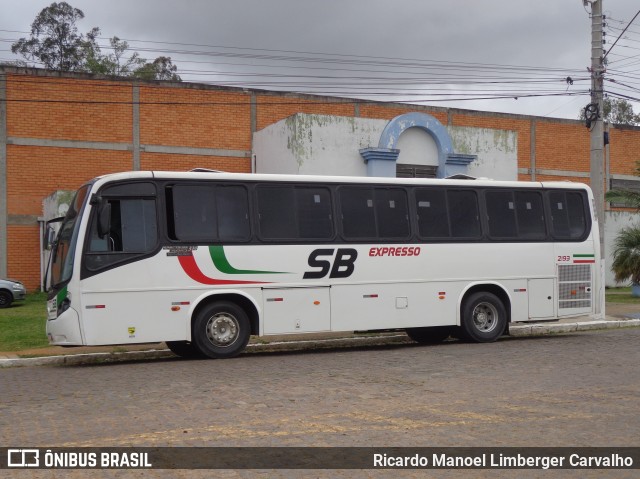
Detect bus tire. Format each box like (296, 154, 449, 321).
(192, 301, 251, 359)
(459, 292, 507, 343)
(406, 326, 452, 344)
(166, 341, 205, 359)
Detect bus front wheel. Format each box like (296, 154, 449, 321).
(192, 301, 251, 359)
(459, 292, 507, 343)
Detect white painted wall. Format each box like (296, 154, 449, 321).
(395, 127, 439, 167)
(449, 127, 518, 180)
(253, 115, 375, 176)
(253, 113, 518, 180)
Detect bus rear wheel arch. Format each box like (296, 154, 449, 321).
(192, 300, 251, 359)
(459, 291, 508, 343)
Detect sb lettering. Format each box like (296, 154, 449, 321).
(303, 248, 358, 279)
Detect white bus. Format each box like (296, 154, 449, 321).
(45, 171, 602, 359)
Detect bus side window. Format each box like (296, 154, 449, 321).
(415, 188, 450, 239)
(90, 199, 157, 253)
(486, 191, 517, 238)
(295, 187, 333, 239)
(515, 191, 546, 239)
(448, 190, 481, 238)
(339, 187, 376, 239)
(375, 188, 410, 239)
(217, 185, 250, 241)
(85, 197, 158, 271)
(257, 186, 297, 239)
(549, 191, 587, 240)
(171, 185, 217, 242)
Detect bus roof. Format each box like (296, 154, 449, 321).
(89, 170, 591, 191)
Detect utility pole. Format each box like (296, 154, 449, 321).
(588, 0, 606, 319)
(589, 0, 605, 256)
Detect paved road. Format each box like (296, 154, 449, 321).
(2, 328, 639, 478)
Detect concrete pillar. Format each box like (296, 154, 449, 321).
(0, 74, 7, 277)
(132, 83, 140, 170)
(359, 148, 400, 177)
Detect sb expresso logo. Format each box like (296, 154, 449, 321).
(303, 248, 358, 279)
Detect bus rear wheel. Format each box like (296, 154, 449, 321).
(459, 292, 507, 343)
(192, 301, 251, 359)
(406, 326, 452, 344)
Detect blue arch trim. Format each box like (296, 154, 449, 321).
(378, 112, 454, 177)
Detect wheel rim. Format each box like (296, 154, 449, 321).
(205, 312, 239, 347)
(0, 294, 8, 306)
(472, 302, 499, 333)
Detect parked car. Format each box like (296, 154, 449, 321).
(0, 278, 26, 308)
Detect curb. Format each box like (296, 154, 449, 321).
(1, 319, 639, 368)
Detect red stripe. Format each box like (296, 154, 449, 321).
(574, 260, 595, 264)
(178, 255, 265, 285)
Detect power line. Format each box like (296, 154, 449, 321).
(604, 9, 640, 61)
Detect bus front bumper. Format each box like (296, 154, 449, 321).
(46, 307, 83, 345)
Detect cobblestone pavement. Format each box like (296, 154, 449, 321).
(1, 328, 639, 479)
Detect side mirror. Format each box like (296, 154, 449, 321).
(97, 199, 111, 239)
(44, 217, 64, 250)
(45, 226, 56, 250)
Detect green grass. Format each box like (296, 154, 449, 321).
(605, 294, 640, 303)
(606, 286, 631, 293)
(605, 287, 640, 304)
(0, 292, 49, 351)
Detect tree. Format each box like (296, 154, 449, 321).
(603, 98, 640, 126)
(11, 2, 97, 71)
(12, 2, 180, 81)
(610, 227, 640, 287)
(580, 97, 640, 126)
(133, 56, 181, 81)
(83, 36, 146, 77)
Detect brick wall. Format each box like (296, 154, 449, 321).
(140, 87, 252, 150)
(2, 68, 640, 290)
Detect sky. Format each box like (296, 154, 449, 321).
(1, 0, 639, 120)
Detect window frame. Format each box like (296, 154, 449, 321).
(546, 189, 591, 241)
(81, 181, 161, 276)
(166, 182, 252, 244)
(483, 189, 548, 241)
(337, 185, 412, 242)
(255, 183, 336, 242)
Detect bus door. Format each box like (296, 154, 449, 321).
(81, 183, 166, 344)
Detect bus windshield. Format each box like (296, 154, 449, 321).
(49, 185, 91, 290)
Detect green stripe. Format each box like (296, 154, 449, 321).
(56, 286, 67, 306)
(573, 254, 595, 258)
(209, 245, 284, 275)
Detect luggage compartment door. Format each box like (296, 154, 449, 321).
(263, 287, 330, 334)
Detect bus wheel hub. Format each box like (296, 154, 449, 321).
(206, 314, 238, 346)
